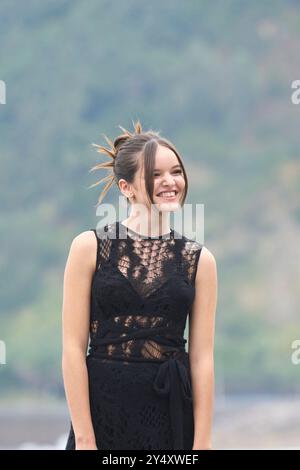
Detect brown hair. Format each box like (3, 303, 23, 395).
(88, 119, 188, 208)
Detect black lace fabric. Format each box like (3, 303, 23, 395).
(65, 221, 203, 450)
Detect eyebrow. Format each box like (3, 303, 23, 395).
(154, 164, 182, 171)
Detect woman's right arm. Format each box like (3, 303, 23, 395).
(62, 230, 98, 450)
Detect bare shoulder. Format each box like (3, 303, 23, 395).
(195, 246, 217, 283)
(70, 230, 96, 255)
(71, 229, 96, 249)
(66, 230, 97, 273)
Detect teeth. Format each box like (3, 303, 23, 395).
(157, 191, 176, 197)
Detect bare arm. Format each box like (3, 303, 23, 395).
(62, 230, 98, 450)
(188, 246, 218, 450)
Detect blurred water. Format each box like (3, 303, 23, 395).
(18, 434, 68, 450)
(1, 394, 300, 450)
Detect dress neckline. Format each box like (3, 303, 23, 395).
(118, 221, 174, 240)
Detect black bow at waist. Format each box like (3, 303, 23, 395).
(152, 350, 193, 450)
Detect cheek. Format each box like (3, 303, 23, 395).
(178, 176, 185, 188)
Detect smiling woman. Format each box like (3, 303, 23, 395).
(62, 120, 217, 450)
(88, 120, 189, 237)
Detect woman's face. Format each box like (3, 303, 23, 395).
(132, 144, 186, 212)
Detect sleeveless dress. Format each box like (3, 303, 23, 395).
(65, 220, 203, 450)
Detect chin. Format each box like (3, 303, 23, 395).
(153, 201, 181, 212)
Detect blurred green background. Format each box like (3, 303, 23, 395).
(0, 0, 300, 449)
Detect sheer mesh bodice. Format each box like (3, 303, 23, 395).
(65, 220, 203, 451)
(88, 221, 203, 365)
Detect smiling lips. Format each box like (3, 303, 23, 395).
(156, 190, 178, 200)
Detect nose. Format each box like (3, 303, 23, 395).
(162, 173, 176, 186)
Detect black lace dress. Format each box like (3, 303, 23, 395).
(65, 220, 203, 450)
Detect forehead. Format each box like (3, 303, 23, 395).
(154, 145, 179, 169)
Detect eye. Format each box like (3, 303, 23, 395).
(153, 169, 183, 177)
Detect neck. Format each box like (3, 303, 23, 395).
(122, 209, 171, 237)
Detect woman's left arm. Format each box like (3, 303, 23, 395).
(188, 246, 218, 450)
